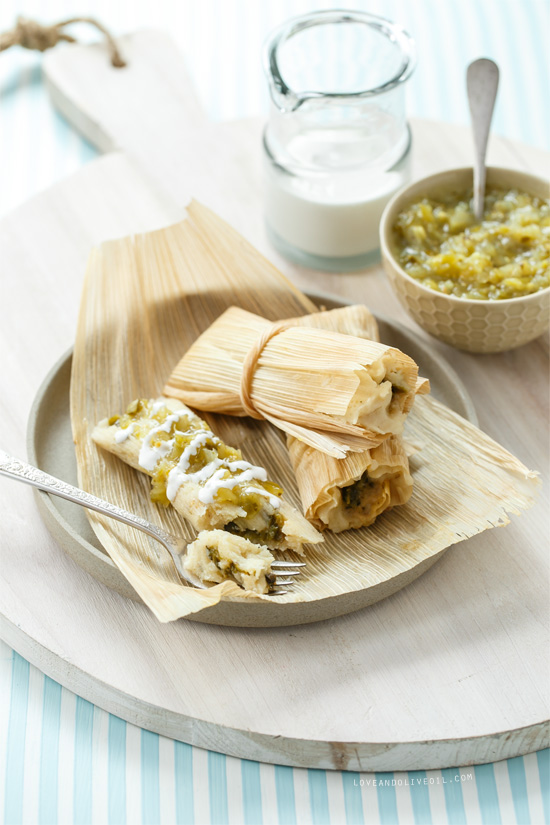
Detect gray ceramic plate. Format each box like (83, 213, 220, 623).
(27, 293, 477, 612)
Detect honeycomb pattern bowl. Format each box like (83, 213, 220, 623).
(380, 167, 550, 353)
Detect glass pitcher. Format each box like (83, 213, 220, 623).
(262, 10, 416, 272)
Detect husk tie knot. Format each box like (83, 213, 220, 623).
(239, 320, 293, 419)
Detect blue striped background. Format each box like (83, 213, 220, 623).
(2, 643, 548, 824)
(0, 1, 549, 823)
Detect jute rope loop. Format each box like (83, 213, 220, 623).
(239, 320, 293, 419)
(0, 16, 126, 67)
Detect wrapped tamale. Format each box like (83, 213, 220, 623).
(287, 435, 413, 532)
(286, 307, 419, 532)
(92, 396, 322, 554)
(164, 306, 421, 457)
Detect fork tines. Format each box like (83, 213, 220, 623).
(271, 560, 306, 567)
(268, 558, 306, 596)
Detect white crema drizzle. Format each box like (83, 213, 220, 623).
(138, 414, 181, 471)
(136, 409, 280, 508)
(244, 485, 281, 509)
(114, 423, 134, 443)
(198, 461, 269, 505)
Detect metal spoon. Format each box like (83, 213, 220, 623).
(467, 58, 500, 221)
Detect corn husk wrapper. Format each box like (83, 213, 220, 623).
(288, 435, 413, 532)
(164, 306, 421, 458)
(297, 303, 380, 342)
(71, 201, 540, 623)
(286, 307, 420, 531)
(336, 307, 429, 397)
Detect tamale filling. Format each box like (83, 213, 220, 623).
(115, 398, 283, 509)
(205, 543, 276, 590)
(225, 511, 285, 545)
(341, 471, 379, 510)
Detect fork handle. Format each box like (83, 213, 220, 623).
(0, 450, 175, 547)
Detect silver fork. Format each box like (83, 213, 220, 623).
(0, 451, 305, 595)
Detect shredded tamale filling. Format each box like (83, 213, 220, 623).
(225, 512, 285, 545)
(205, 544, 276, 590)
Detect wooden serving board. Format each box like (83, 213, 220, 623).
(0, 31, 548, 769)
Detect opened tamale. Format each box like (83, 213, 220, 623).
(92, 396, 321, 554)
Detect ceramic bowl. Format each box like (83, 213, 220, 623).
(380, 166, 550, 353)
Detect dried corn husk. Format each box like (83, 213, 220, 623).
(296, 303, 381, 341)
(71, 201, 540, 623)
(296, 304, 431, 398)
(286, 307, 422, 531)
(300, 304, 430, 398)
(164, 306, 420, 457)
(288, 434, 413, 532)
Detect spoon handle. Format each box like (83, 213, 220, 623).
(467, 58, 499, 220)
